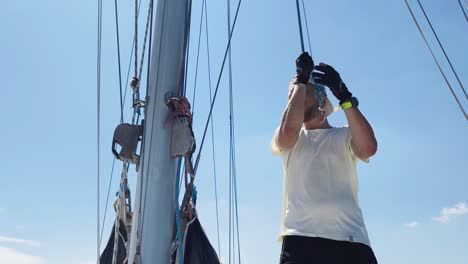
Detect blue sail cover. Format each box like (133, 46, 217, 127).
(100, 220, 128, 264)
(182, 216, 220, 264)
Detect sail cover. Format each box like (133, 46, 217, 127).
(180, 215, 220, 264)
(100, 220, 128, 264)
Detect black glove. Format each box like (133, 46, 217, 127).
(295, 52, 314, 84)
(312, 63, 352, 104)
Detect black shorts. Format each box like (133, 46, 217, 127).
(280, 235, 378, 264)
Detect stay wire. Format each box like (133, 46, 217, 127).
(114, 0, 124, 124)
(96, 0, 103, 262)
(194, 0, 243, 173)
(227, 0, 234, 262)
(123, 0, 143, 107)
(183, 0, 193, 95)
(134, 0, 138, 78)
(404, 0, 468, 120)
(99, 158, 117, 246)
(295, 0, 305, 52)
(204, 0, 221, 257)
(99, 0, 144, 249)
(457, 0, 468, 23)
(138, 0, 154, 81)
(191, 0, 206, 115)
(136, 0, 155, 246)
(227, 0, 241, 263)
(416, 0, 468, 100)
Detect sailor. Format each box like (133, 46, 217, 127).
(272, 52, 378, 264)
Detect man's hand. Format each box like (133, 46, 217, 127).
(295, 52, 314, 84)
(312, 62, 352, 104)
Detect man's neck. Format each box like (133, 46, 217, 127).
(304, 118, 332, 130)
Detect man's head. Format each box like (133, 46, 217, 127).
(303, 83, 323, 123)
(288, 79, 334, 126)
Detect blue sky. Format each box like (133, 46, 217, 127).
(1, 0, 467, 263)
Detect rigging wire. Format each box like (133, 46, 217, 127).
(183, 0, 194, 95)
(457, 0, 468, 23)
(416, 0, 468, 100)
(227, 0, 233, 262)
(96, 0, 103, 262)
(194, 0, 243, 173)
(136, 0, 156, 249)
(100, 0, 146, 250)
(138, 0, 154, 81)
(99, 158, 117, 245)
(123, 0, 143, 107)
(114, 0, 124, 124)
(295, 0, 305, 52)
(191, 0, 206, 115)
(134, 0, 139, 78)
(204, 0, 221, 257)
(301, 0, 313, 55)
(226, 1, 241, 263)
(404, 0, 468, 120)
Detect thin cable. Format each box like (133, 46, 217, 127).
(114, 0, 124, 124)
(191, 0, 206, 115)
(301, 0, 312, 55)
(194, 0, 243, 173)
(231, 123, 241, 264)
(295, 0, 305, 52)
(457, 0, 468, 22)
(99, 0, 144, 250)
(416, 0, 468, 100)
(183, 0, 193, 95)
(228, 2, 232, 260)
(138, 0, 154, 81)
(99, 158, 117, 245)
(404, 0, 468, 120)
(226, 1, 241, 263)
(204, 0, 221, 257)
(228, 142, 232, 264)
(137, 0, 156, 247)
(96, 0, 103, 262)
(123, 0, 143, 108)
(134, 0, 139, 78)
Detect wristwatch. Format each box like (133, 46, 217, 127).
(340, 97, 359, 110)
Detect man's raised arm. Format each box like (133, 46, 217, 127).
(276, 52, 314, 152)
(313, 62, 377, 160)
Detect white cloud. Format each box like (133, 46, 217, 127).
(0, 246, 44, 264)
(432, 202, 468, 223)
(0, 236, 40, 247)
(404, 221, 419, 228)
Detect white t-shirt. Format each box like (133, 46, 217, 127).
(271, 126, 371, 246)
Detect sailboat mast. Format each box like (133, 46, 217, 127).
(127, 0, 189, 263)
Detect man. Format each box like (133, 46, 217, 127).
(271, 52, 378, 264)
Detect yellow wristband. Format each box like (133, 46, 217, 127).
(340, 101, 353, 110)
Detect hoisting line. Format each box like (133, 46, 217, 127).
(295, 0, 305, 53)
